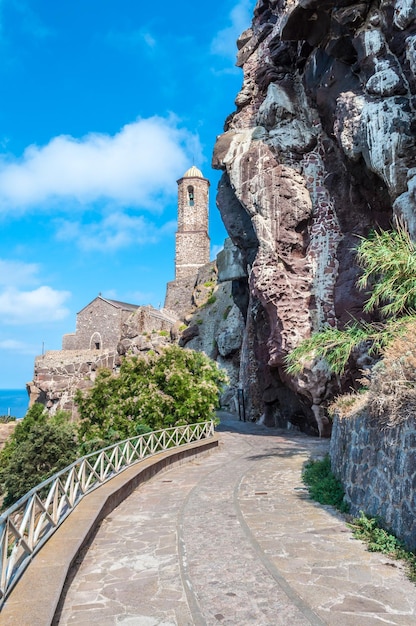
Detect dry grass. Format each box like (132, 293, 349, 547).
(327, 392, 369, 420)
(368, 320, 416, 427)
(328, 320, 416, 427)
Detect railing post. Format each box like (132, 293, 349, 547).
(0, 420, 214, 607)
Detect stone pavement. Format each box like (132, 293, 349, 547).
(56, 413, 416, 625)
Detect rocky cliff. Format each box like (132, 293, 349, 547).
(212, 0, 416, 435)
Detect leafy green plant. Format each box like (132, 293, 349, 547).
(356, 225, 416, 317)
(285, 317, 412, 375)
(76, 346, 227, 451)
(302, 455, 349, 513)
(0, 405, 78, 508)
(349, 512, 416, 581)
(285, 223, 416, 377)
(203, 280, 214, 288)
(207, 295, 217, 305)
(158, 330, 169, 337)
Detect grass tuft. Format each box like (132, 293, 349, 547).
(349, 512, 416, 582)
(302, 455, 349, 513)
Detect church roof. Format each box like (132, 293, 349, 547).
(103, 298, 140, 312)
(77, 296, 140, 315)
(183, 165, 204, 178)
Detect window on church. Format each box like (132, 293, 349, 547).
(95, 342, 100, 350)
(187, 186, 194, 206)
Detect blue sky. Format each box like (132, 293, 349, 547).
(0, 0, 256, 389)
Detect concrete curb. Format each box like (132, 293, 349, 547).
(0, 435, 219, 626)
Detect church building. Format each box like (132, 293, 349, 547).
(62, 166, 211, 350)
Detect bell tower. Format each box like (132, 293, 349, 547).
(175, 165, 210, 279)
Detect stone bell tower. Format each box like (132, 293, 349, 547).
(175, 165, 210, 279)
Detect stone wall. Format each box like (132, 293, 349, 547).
(176, 172, 210, 279)
(63, 298, 127, 351)
(164, 262, 217, 319)
(28, 307, 176, 417)
(28, 349, 120, 417)
(330, 413, 416, 551)
(175, 230, 211, 280)
(0, 423, 17, 450)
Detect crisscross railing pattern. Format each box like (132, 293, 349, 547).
(0, 420, 214, 605)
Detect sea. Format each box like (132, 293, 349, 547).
(0, 389, 29, 419)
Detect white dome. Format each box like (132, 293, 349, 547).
(183, 165, 204, 178)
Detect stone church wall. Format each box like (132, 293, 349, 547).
(29, 306, 177, 416)
(330, 413, 416, 551)
(63, 299, 126, 351)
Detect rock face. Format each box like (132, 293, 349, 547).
(213, 0, 416, 435)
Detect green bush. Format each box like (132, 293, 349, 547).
(285, 317, 412, 376)
(349, 512, 416, 581)
(302, 455, 349, 513)
(76, 346, 227, 451)
(0, 404, 78, 508)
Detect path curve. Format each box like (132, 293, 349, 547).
(56, 414, 416, 625)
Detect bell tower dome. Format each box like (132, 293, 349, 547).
(175, 166, 210, 279)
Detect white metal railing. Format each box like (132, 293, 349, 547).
(0, 420, 214, 605)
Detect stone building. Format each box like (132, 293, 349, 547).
(28, 165, 220, 415)
(29, 297, 176, 416)
(165, 166, 212, 316)
(62, 296, 139, 352)
(175, 165, 210, 279)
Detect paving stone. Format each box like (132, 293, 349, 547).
(57, 412, 416, 625)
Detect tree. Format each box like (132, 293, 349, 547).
(76, 346, 227, 451)
(0, 405, 78, 508)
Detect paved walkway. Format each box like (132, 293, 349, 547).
(56, 413, 416, 625)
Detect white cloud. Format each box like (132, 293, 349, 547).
(0, 258, 71, 324)
(0, 259, 40, 286)
(0, 285, 70, 324)
(55, 213, 176, 251)
(211, 0, 254, 60)
(0, 116, 200, 213)
(0, 339, 37, 354)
